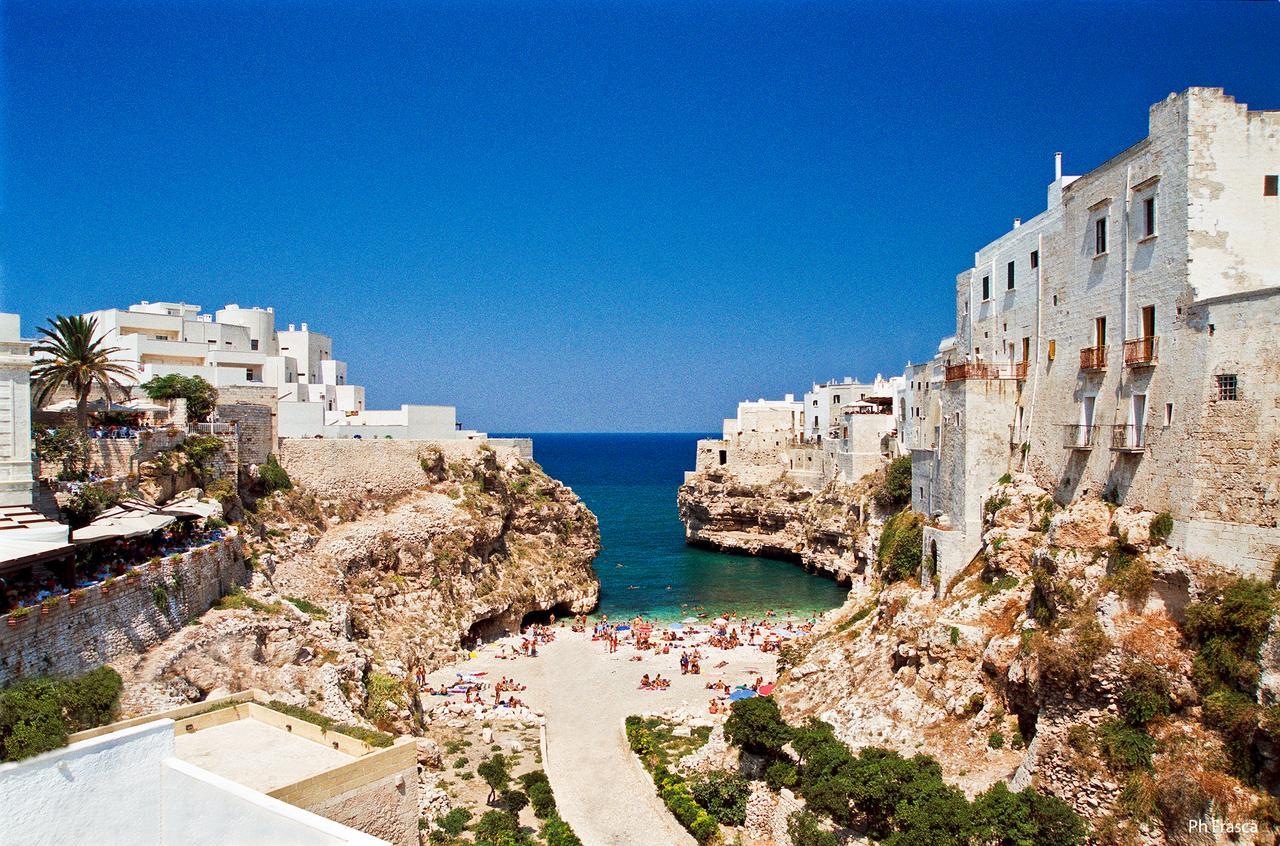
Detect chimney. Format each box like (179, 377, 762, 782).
(1055, 152, 1063, 180)
(1013, 218, 1022, 228)
(301, 322, 309, 331)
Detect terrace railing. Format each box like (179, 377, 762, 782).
(944, 361, 1029, 383)
(1079, 345, 1108, 371)
(1123, 336, 1159, 367)
(1062, 424, 1100, 450)
(1110, 424, 1154, 453)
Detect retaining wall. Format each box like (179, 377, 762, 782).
(0, 531, 247, 685)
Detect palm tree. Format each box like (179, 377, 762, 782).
(31, 315, 135, 435)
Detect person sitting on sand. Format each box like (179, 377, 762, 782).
(640, 673, 651, 689)
(690, 659, 701, 675)
(709, 699, 720, 715)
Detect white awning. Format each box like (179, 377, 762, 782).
(161, 498, 222, 519)
(0, 506, 73, 570)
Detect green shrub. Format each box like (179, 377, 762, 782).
(540, 812, 584, 846)
(0, 667, 123, 761)
(1149, 512, 1173, 546)
(787, 811, 838, 846)
(1183, 577, 1277, 781)
(471, 809, 531, 846)
(284, 596, 329, 619)
(1096, 719, 1155, 771)
(1117, 661, 1170, 728)
(877, 510, 924, 583)
(873, 456, 913, 510)
(970, 781, 1086, 846)
(765, 759, 798, 790)
(435, 808, 472, 836)
(690, 770, 749, 825)
(500, 788, 528, 815)
(363, 672, 404, 728)
(258, 454, 292, 493)
(724, 696, 792, 757)
(988, 731, 1005, 749)
(152, 584, 169, 611)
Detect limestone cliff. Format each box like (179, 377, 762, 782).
(117, 443, 600, 730)
(677, 467, 885, 584)
(773, 475, 1279, 845)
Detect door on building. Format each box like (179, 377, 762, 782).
(1141, 305, 1155, 338)
(1094, 316, 1107, 349)
(1131, 394, 1147, 448)
(1080, 395, 1097, 447)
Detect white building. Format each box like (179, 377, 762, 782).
(73, 301, 481, 441)
(0, 314, 35, 507)
(0, 313, 72, 573)
(0, 720, 388, 846)
(802, 378, 886, 443)
(918, 88, 1280, 591)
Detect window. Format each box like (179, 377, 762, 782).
(245, 368, 254, 381)
(981, 275, 991, 300)
(833, 395, 841, 404)
(1265, 175, 1279, 197)
(1094, 316, 1107, 348)
(1007, 261, 1015, 290)
(1215, 374, 1239, 401)
(250, 339, 259, 351)
(1164, 403, 1174, 427)
(1095, 217, 1108, 255)
(1030, 249, 1039, 269)
(1143, 196, 1156, 237)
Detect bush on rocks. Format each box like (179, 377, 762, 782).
(0, 666, 122, 761)
(689, 770, 750, 826)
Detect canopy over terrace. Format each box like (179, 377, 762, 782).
(71, 498, 178, 544)
(0, 505, 73, 576)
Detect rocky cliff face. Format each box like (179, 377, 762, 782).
(117, 445, 600, 730)
(677, 467, 884, 584)
(774, 474, 1279, 845)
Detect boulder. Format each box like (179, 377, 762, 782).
(1048, 498, 1113, 550)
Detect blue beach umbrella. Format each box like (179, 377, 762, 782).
(616, 625, 632, 632)
(729, 689, 757, 702)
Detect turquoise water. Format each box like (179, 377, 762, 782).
(497, 433, 848, 620)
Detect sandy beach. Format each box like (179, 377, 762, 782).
(421, 619, 799, 846)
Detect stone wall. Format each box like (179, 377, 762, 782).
(273, 743, 419, 846)
(278, 439, 530, 502)
(0, 532, 247, 685)
(215, 403, 275, 469)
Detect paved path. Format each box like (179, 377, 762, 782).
(426, 629, 778, 846)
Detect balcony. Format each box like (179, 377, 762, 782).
(1062, 424, 1099, 450)
(1079, 345, 1108, 371)
(1123, 336, 1159, 367)
(945, 361, 1029, 382)
(1109, 424, 1152, 453)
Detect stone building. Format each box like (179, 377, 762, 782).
(918, 87, 1280, 590)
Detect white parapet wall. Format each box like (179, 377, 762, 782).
(0, 720, 388, 846)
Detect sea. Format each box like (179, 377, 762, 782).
(494, 433, 849, 621)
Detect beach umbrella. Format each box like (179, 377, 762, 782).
(615, 625, 631, 632)
(729, 689, 757, 702)
(758, 683, 775, 696)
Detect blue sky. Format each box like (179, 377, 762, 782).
(3, 1, 1277, 432)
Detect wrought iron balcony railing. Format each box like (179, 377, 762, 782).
(1079, 345, 1108, 371)
(1062, 424, 1099, 450)
(1123, 336, 1159, 367)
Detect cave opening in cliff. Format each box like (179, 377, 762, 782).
(465, 615, 511, 645)
(520, 602, 575, 628)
